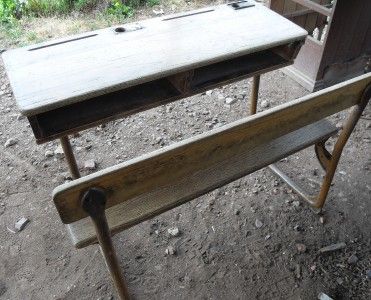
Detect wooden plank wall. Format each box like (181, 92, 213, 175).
(270, 0, 330, 35)
(318, 0, 371, 80)
(270, 0, 371, 89)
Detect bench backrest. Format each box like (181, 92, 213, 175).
(53, 73, 371, 225)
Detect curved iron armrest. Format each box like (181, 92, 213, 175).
(267, 83, 371, 211)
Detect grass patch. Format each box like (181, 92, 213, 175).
(148, 0, 160, 6)
(0, 0, 164, 48)
(106, 0, 133, 17)
(1, 0, 160, 20)
(0, 12, 132, 48)
(25, 0, 72, 16)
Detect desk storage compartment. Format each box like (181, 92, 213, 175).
(191, 50, 288, 90)
(29, 79, 181, 143)
(29, 42, 301, 143)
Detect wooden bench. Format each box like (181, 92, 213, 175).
(53, 73, 371, 299)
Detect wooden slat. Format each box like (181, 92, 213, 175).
(293, 3, 308, 28)
(52, 73, 371, 224)
(345, 0, 371, 59)
(290, 0, 331, 16)
(269, 0, 286, 13)
(67, 120, 338, 248)
(284, 8, 312, 19)
(2, 3, 307, 116)
(283, 0, 297, 15)
(303, 11, 319, 33)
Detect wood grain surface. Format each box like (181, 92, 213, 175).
(2, 3, 307, 116)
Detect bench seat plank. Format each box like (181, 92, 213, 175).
(67, 120, 337, 248)
(53, 72, 371, 225)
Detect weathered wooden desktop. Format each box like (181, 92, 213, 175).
(2, 1, 306, 178)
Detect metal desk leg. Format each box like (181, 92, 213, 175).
(81, 188, 130, 300)
(60, 135, 80, 179)
(249, 75, 260, 115)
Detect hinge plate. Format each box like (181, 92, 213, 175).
(228, 1, 255, 10)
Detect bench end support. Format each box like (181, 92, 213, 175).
(81, 188, 131, 300)
(270, 83, 371, 210)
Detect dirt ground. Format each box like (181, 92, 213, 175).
(0, 2, 371, 300)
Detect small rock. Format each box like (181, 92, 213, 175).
(292, 201, 301, 207)
(217, 94, 225, 101)
(295, 263, 301, 279)
(16, 114, 25, 121)
(366, 269, 371, 279)
(265, 234, 271, 240)
(61, 172, 72, 180)
(165, 246, 176, 255)
(255, 219, 263, 228)
(294, 224, 303, 232)
(205, 90, 213, 96)
(272, 188, 279, 195)
(84, 159, 97, 170)
(54, 145, 64, 157)
(14, 217, 29, 232)
(45, 150, 54, 158)
(225, 97, 237, 105)
(318, 292, 334, 300)
(260, 100, 269, 108)
(319, 242, 346, 253)
(153, 8, 164, 15)
(167, 227, 180, 237)
(155, 137, 164, 145)
(319, 216, 325, 224)
(296, 243, 307, 253)
(4, 138, 17, 147)
(347, 254, 359, 265)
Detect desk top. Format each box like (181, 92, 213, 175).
(2, 2, 307, 116)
